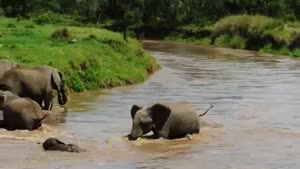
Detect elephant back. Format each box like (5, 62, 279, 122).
(3, 97, 41, 130)
(168, 103, 200, 135)
(0, 60, 18, 79)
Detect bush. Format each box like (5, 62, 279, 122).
(33, 12, 77, 25)
(51, 28, 70, 40)
(213, 15, 282, 38)
(83, 34, 97, 41)
(34, 13, 51, 25)
(0, 8, 4, 16)
(25, 24, 35, 29)
(7, 23, 16, 28)
(215, 34, 246, 49)
(67, 73, 85, 92)
(212, 15, 300, 50)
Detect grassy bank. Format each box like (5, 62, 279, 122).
(0, 17, 160, 92)
(163, 15, 300, 58)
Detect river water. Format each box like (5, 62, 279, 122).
(1, 41, 300, 169)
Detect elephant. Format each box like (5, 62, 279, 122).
(0, 65, 68, 110)
(0, 60, 19, 79)
(0, 90, 49, 131)
(43, 138, 80, 153)
(128, 102, 214, 140)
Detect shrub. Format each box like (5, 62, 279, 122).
(213, 15, 282, 38)
(67, 73, 85, 92)
(51, 28, 70, 40)
(34, 13, 51, 25)
(34, 12, 77, 25)
(83, 34, 97, 41)
(0, 8, 4, 16)
(7, 23, 16, 28)
(230, 35, 246, 49)
(25, 24, 35, 29)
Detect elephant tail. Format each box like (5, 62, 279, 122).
(199, 104, 214, 117)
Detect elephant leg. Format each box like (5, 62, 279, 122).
(152, 129, 160, 139)
(153, 127, 170, 139)
(43, 92, 53, 110)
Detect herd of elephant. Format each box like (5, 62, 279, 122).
(0, 59, 213, 153)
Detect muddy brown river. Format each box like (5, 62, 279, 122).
(1, 41, 300, 169)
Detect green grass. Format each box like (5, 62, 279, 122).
(0, 17, 160, 92)
(163, 14, 300, 58)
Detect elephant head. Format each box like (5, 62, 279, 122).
(0, 90, 19, 110)
(50, 68, 68, 105)
(128, 104, 171, 140)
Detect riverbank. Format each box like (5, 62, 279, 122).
(157, 15, 300, 58)
(0, 17, 160, 92)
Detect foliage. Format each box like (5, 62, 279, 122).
(0, 17, 159, 92)
(25, 24, 35, 29)
(212, 15, 300, 50)
(1, 0, 299, 30)
(51, 28, 71, 40)
(215, 34, 246, 49)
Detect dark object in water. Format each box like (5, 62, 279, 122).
(43, 138, 80, 153)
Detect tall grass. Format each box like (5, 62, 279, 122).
(0, 17, 160, 92)
(212, 14, 300, 51)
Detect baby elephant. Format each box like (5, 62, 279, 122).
(128, 102, 213, 140)
(0, 90, 49, 131)
(43, 138, 80, 153)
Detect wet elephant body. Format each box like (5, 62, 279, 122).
(0, 90, 49, 131)
(43, 138, 80, 153)
(129, 102, 213, 140)
(0, 65, 68, 110)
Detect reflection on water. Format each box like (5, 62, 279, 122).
(1, 40, 300, 168)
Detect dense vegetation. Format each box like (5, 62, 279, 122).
(0, 17, 159, 92)
(0, 0, 300, 82)
(1, 0, 299, 29)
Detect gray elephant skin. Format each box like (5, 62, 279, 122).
(43, 138, 80, 153)
(0, 90, 49, 131)
(0, 65, 68, 110)
(128, 102, 213, 140)
(0, 60, 19, 79)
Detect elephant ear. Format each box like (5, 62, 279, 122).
(148, 103, 171, 130)
(131, 105, 142, 119)
(51, 68, 63, 90)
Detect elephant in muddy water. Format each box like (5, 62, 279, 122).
(0, 65, 68, 110)
(128, 102, 214, 140)
(0, 60, 19, 79)
(43, 138, 80, 153)
(0, 90, 49, 131)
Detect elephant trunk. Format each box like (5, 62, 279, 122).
(57, 88, 68, 105)
(128, 134, 138, 141)
(128, 127, 143, 141)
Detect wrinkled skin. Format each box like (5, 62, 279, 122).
(0, 65, 68, 110)
(43, 138, 80, 153)
(129, 102, 209, 140)
(0, 60, 19, 79)
(0, 90, 49, 131)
